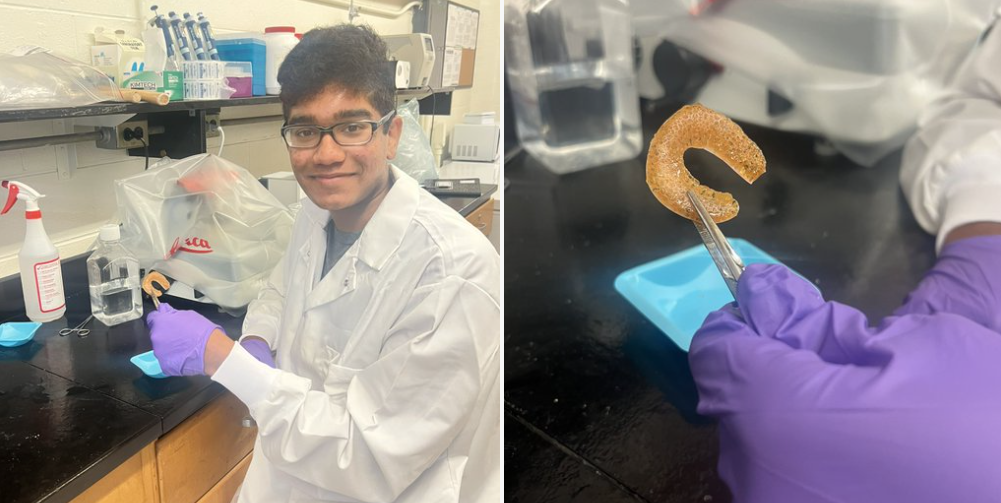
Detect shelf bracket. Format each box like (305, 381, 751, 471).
(52, 119, 78, 180)
(127, 110, 208, 159)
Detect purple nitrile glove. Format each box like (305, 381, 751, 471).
(893, 235, 1001, 332)
(146, 302, 221, 376)
(240, 338, 275, 368)
(689, 259, 1001, 503)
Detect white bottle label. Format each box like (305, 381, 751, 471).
(33, 257, 65, 313)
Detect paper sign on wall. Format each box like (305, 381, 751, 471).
(444, 2, 479, 87)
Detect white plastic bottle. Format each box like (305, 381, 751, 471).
(0, 181, 66, 322)
(264, 26, 298, 95)
(87, 224, 142, 326)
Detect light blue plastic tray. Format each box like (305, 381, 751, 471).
(130, 350, 167, 378)
(0, 322, 41, 347)
(614, 239, 789, 352)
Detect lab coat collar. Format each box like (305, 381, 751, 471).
(298, 164, 418, 272)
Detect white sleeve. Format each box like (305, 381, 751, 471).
(212, 276, 500, 502)
(901, 16, 1001, 252)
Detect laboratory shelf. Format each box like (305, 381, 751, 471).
(0, 87, 440, 125)
(0, 96, 282, 124)
(0, 87, 447, 159)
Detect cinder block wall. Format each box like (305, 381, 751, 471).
(0, 0, 500, 278)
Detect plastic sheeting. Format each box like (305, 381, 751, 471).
(0, 46, 124, 111)
(393, 99, 438, 184)
(115, 154, 293, 309)
(632, 0, 999, 165)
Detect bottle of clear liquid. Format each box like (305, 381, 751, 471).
(505, 0, 642, 174)
(87, 224, 142, 326)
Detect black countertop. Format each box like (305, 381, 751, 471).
(0, 191, 490, 503)
(438, 183, 497, 216)
(0, 255, 242, 503)
(503, 106, 937, 502)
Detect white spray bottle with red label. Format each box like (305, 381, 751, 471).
(1, 180, 66, 322)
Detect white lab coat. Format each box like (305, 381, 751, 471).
(212, 165, 500, 503)
(901, 8, 1001, 251)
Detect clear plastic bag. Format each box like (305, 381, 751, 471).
(0, 46, 124, 111)
(114, 154, 294, 309)
(393, 99, 438, 184)
(631, 0, 997, 166)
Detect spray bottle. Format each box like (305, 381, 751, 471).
(1, 181, 66, 322)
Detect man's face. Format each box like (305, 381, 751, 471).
(285, 86, 402, 221)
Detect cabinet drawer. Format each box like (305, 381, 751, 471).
(196, 452, 253, 503)
(71, 443, 159, 503)
(465, 201, 493, 237)
(156, 392, 257, 503)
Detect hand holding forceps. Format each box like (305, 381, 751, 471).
(687, 190, 745, 300)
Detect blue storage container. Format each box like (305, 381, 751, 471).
(215, 35, 266, 96)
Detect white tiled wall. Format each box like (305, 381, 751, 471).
(0, 0, 500, 279)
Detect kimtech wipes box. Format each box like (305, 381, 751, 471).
(123, 71, 183, 101)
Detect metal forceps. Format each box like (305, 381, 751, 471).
(59, 314, 93, 337)
(687, 190, 745, 300)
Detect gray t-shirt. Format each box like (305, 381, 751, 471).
(321, 220, 361, 279)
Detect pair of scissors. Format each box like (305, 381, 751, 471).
(687, 190, 745, 300)
(59, 314, 93, 337)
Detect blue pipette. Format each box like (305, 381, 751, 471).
(197, 13, 220, 61)
(168, 11, 192, 61)
(183, 13, 207, 61)
(149, 5, 180, 70)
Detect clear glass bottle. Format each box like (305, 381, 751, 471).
(505, 0, 642, 174)
(87, 224, 142, 326)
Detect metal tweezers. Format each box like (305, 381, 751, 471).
(687, 190, 745, 300)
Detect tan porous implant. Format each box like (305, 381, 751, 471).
(646, 103, 766, 223)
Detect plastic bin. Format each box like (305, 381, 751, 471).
(215, 34, 266, 96)
(614, 239, 808, 352)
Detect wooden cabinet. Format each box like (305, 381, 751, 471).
(156, 392, 257, 503)
(73, 392, 256, 503)
(70, 443, 160, 503)
(196, 452, 254, 503)
(465, 200, 493, 237)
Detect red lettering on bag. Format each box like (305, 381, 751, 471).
(166, 237, 182, 259)
(178, 236, 213, 254)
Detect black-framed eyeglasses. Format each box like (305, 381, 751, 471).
(280, 110, 396, 149)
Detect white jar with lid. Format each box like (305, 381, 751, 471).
(264, 26, 298, 95)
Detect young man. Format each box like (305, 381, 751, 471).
(146, 25, 500, 503)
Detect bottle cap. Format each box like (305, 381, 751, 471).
(99, 224, 121, 242)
